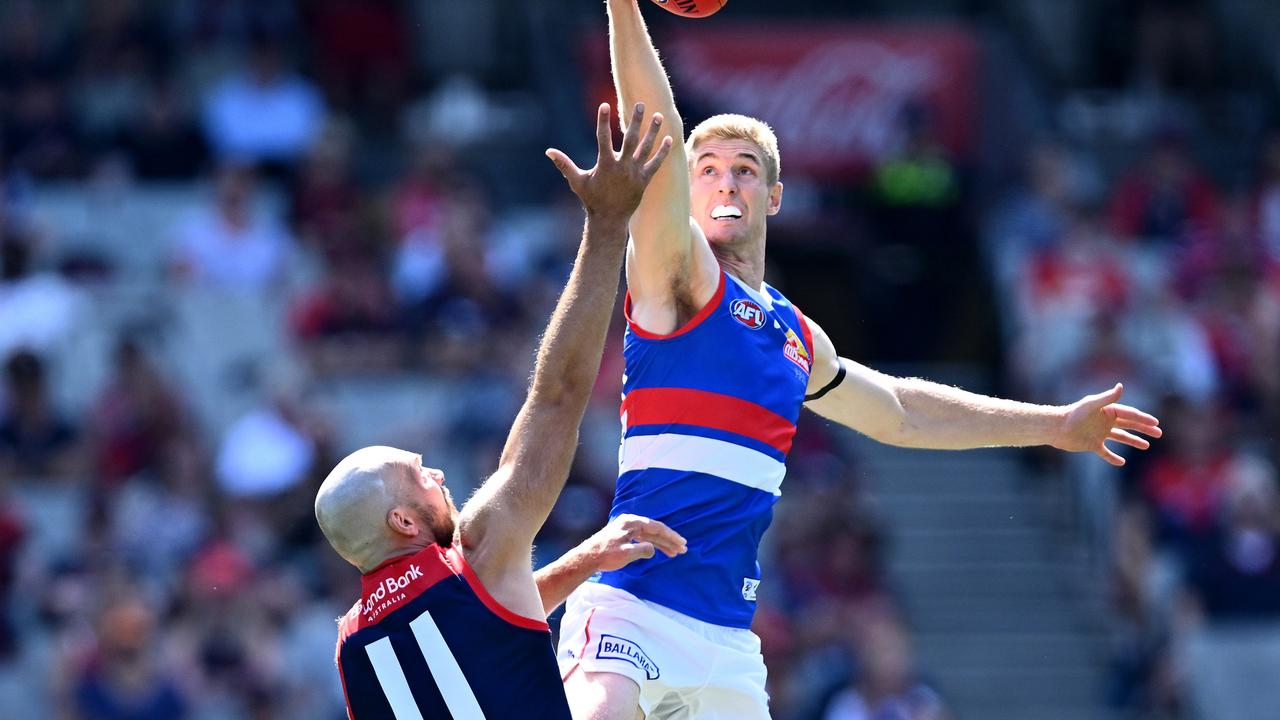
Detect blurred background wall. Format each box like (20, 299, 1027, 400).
(1, 1, 1279, 718)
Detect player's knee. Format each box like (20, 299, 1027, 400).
(564, 669, 643, 720)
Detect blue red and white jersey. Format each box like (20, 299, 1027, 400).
(598, 270, 814, 628)
(335, 544, 571, 720)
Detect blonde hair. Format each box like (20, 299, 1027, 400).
(686, 114, 781, 185)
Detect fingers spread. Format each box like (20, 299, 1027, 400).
(619, 102, 646, 158)
(595, 103, 614, 157)
(1116, 417, 1163, 438)
(1109, 428, 1150, 450)
(544, 148, 581, 181)
(633, 112, 664, 163)
(1097, 443, 1126, 467)
(1090, 383, 1124, 409)
(1112, 404, 1160, 427)
(642, 136, 674, 177)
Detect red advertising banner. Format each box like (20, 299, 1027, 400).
(583, 23, 980, 179)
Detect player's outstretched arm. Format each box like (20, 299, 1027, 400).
(607, 0, 720, 330)
(801, 316, 1162, 466)
(459, 104, 673, 568)
(533, 514, 686, 617)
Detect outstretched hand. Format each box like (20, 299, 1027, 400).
(582, 513, 687, 572)
(1053, 383, 1162, 466)
(546, 102, 673, 222)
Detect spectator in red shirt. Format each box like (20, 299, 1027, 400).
(288, 121, 363, 262)
(1141, 398, 1234, 553)
(289, 250, 401, 376)
(0, 493, 23, 659)
(88, 338, 189, 487)
(1109, 129, 1218, 245)
(303, 0, 408, 119)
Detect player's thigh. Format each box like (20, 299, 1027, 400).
(563, 668, 644, 720)
(693, 685, 772, 720)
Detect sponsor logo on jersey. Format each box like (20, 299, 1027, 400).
(597, 634, 660, 679)
(731, 298, 767, 329)
(363, 564, 424, 617)
(783, 328, 811, 373)
(742, 577, 760, 601)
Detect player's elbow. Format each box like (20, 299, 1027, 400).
(880, 419, 925, 448)
(860, 414, 912, 447)
(864, 390, 913, 447)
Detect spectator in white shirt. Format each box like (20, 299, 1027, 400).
(201, 34, 324, 168)
(171, 163, 294, 292)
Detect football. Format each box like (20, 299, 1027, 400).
(648, 0, 727, 19)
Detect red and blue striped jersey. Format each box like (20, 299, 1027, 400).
(336, 544, 571, 720)
(598, 270, 814, 628)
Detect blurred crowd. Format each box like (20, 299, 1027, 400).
(0, 1, 938, 719)
(3, 0, 1279, 719)
(987, 64, 1280, 720)
(989, 127, 1280, 717)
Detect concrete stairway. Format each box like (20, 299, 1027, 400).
(854, 439, 1116, 720)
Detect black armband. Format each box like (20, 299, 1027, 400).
(805, 360, 847, 402)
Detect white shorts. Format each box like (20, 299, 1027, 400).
(557, 583, 770, 719)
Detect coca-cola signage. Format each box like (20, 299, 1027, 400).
(582, 24, 979, 178)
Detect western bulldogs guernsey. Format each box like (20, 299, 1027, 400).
(336, 544, 571, 720)
(599, 270, 813, 628)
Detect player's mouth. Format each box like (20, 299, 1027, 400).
(710, 204, 743, 221)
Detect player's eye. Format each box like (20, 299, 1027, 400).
(738, 166, 755, 176)
(701, 166, 716, 175)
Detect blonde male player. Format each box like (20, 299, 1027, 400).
(317, 104, 688, 720)
(556, 3, 1164, 718)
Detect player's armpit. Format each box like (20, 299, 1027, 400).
(625, 218, 721, 335)
(801, 312, 842, 395)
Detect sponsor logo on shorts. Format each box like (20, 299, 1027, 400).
(742, 577, 760, 601)
(731, 298, 767, 329)
(597, 634, 660, 680)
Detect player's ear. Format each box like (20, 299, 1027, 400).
(387, 506, 419, 538)
(767, 181, 784, 216)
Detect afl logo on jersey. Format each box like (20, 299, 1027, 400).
(730, 299, 766, 329)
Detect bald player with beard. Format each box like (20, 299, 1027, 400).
(315, 103, 686, 720)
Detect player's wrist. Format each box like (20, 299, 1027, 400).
(585, 212, 631, 239)
(1045, 404, 1074, 449)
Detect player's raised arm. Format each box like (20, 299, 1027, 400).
(458, 104, 673, 565)
(801, 315, 1162, 465)
(607, 0, 720, 331)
